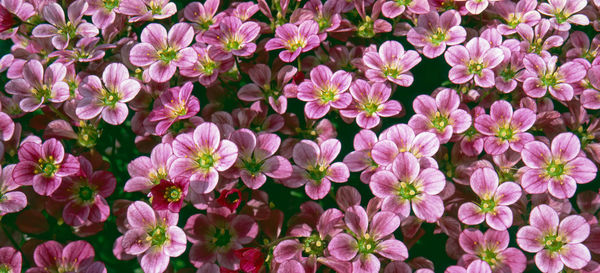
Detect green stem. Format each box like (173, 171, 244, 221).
(48, 104, 70, 121)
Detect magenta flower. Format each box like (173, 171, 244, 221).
(474, 100, 536, 155)
(284, 139, 349, 200)
(125, 143, 175, 192)
(340, 79, 402, 129)
(406, 10, 466, 58)
(179, 45, 234, 87)
(521, 53, 585, 101)
(120, 201, 186, 273)
(148, 81, 200, 135)
(408, 88, 471, 144)
(129, 23, 197, 83)
(328, 206, 408, 273)
(297, 65, 352, 119)
(458, 168, 521, 230)
(12, 138, 80, 196)
(363, 40, 421, 86)
(203, 16, 260, 58)
(31, 1, 98, 49)
(51, 156, 115, 226)
(185, 213, 258, 270)
(581, 65, 600, 109)
(494, 0, 541, 35)
(184, 0, 221, 38)
(76, 63, 141, 125)
(516, 19, 564, 54)
(370, 152, 446, 222)
(445, 37, 504, 88)
(371, 124, 440, 168)
(520, 132, 597, 199)
(459, 229, 526, 273)
(0, 164, 26, 216)
(538, 0, 589, 31)
(237, 64, 297, 114)
(28, 240, 106, 273)
(86, 0, 122, 28)
(516, 204, 591, 273)
(343, 130, 381, 184)
(149, 177, 189, 213)
(265, 20, 320, 63)
(0, 247, 21, 273)
(171, 122, 238, 194)
(228, 129, 292, 189)
(381, 0, 429, 19)
(5, 60, 70, 112)
(119, 0, 177, 22)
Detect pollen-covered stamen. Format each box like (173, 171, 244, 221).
(31, 84, 52, 100)
(429, 28, 447, 45)
(163, 185, 182, 202)
(318, 86, 339, 103)
(361, 101, 381, 116)
(286, 36, 308, 52)
(57, 21, 76, 38)
(506, 14, 521, 28)
(148, 1, 164, 15)
(545, 160, 566, 178)
(302, 234, 326, 256)
(479, 197, 497, 213)
(211, 227, 232, 248)
(479, 248, 499, 266)
(167, 100, 188, 119)
(198, 58, 218, 75)
(157, 47, 179, 64)
(149, 167, 168, 185)
(499, 66, 517, 81)
(496, 124, 515, 141)
(431, 112, 450, 131)
(543, 234, 564, 252)
(540, 72, 559, 87)
(396, 181, 419, 200)
(100, 89, 121, 107)
(0, 264, 11, 273)
(35, 156, 59, 178)
(467, 60, 485, 76)
(357, 16, 375, 38)
(357, 233, 377, 254)
(196, 152, 217, 169)
(223, 34, 244, 51)
(382, 63, 404, 79)
(148, 225, 169, 246)
(103, 0, 120, 11)
(306, 164, 329, 182)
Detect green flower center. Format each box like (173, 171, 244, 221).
(498, 170, 515, 183)
(157, 48, 178, 64)
(302, 234, 326, 256)
(319, 87, 338, 103)
(77, 121, 101, 148)
(149, 1, 163, 15)
(101, 89, 120, 107)
(543, 234, 564, 252)
(149, 168, 168, 185)
(36, 156, 58, 178)
(149, 225, 169, 246)
(307, 165, 329, 182)
(197, 152, 216, 169)
(467, 60, 485, 75)
(506, 14, 521, 28)
(496, 125, 515, 141)
(103, 0, 120, 11)
(357, 233, 377, 254)
(554, 12, 568, 24)
(397, 181, 419, 200)
(317, 16, 330, 31)
(0, 264, 12, 273)
(431, 112, 450, 131)
(545, 160, 565, 177)
(224, 38, 243, 51)
(200, 59, 217, 75)
(541, 72, 559, 87)
(243, 158, 263, 175)
(479, 249, 498, 266)
(57, 21, 76, 38)
(31, 84, 52, 100)
(169, 101, 188, 118)
(429, 28, 447, 46)
(77, 185, 95, 203)
(357, 16, 375, 38)
(479, 198, 496, 213)
(212, 228, 232, 247)
(500, 67, 516, 81)
(287, 37, 306, 52)
(164, 185, 182, 202)
(199, 19, 213, 31)
(463, 126, 478, 139)
(382, 65, 402, 79)
(361, 102, 381, 116)
(394, 0, 412, 6)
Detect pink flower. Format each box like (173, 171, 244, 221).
(5, 60, 70, 112)
(516, 204, 591, 273)
(406, 10, 466, 58)
(179, 45, 234, 87)
(363, 40, 421, 86)
(203, 16, 260, 58)
(465, 0, 498, 15)
(537, 0, 589, 31)
(284, 139, 349, 200)
(521, 53, 586, 101)
(185, 213, 258, 270)
(328, 206, 408, 273)
(85, 0, 122, 28)
(125, 143, 175, 193)
(370, 152, 446, 222)
(31, 1, 98, 49)
(0, 247, 21, 273)
(119, 0, 177, 22)
(51, 156, 115, 226)
(148, 82, 200, 135)
(520, 132, 597, 199)
(340, 79, 402, 129)
(474, 100, 536, 155)
(0, 164, 26, 216)
(265, 20, 320, 63)
(129, 23, 197, 83)
(12, 138, 80, 196)
(297, 65, 352, 119)
(119, 201, 186, 273)
(171, 122, 238, 194)
(228, 129, 292, 189)
(237, 64, 296, 114)
(76, 63, 140, 125)
(445, 37, 504, 88)
(494, 0, 541, 35)
(371, 124, 440, 168)
(184, 0, 221, 39)
(28, 240, 106, 273)
(458, 168, 521, 230)
(381, 0, 429, 19)
(459, 229, 527, 273)
(581, 65, 600, 109)
(149, 177, 189, 213)
(343, 129, 381, 183)
(408, 89, 472, 144)
(516, 19, 564, 54)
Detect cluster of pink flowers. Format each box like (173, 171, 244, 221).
(0, 0, 599, 272)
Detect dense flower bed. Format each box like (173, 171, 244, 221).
(0, 0, 599, 272)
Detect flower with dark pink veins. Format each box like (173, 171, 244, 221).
(343, 130, 381, 184)
(179, 45, 234, 87)
(12, 138, 80, 196)
(493, 0, 541, 35)
(516, 204, 591, 273)
(328, 206, 408, 273)
(85, 0, 122, 28)
(264, 20, 320, 63)
(458, 168, 522, 230)
(149, 177, 189, 213)
(0, 164, 26, 216)
(537, 0, 589, 31)
(363, 40, 421, 86)
(474, 100, 536, 155)
(171, 122, 238, 194)
(297, 65, 352, 119)
(27, 240, 107, 273)
(228, 129, 292, 189)
(408, 88, 471, 144)
(31, 1, 99, 49)
(284, 139, 349, 200)
(125, 143, 175, 193)
(76, 63, 141, 125)
(371, 123, 440, 168)
(5, 60, 70, 112)
(465, 0, 498, 14)
(51, 156, 115, 226)
(237, 64, 296, 114)
(445, 37, 504, 88)
(520, 132, 597, 199)
(148, 81, 200, 135)
(340, 79, 402, 129)
(184, 0, 221, 39)
(129, 23, 197, 83)
(521, 53, 585, 101)
(203, 16, 260, 58)
(581, 65, 600, 109)
(381, 0, 429, 19)
(459, 229, 527, 273)
(406, 10, 466, 58)
(119, 201, 186, 273)
(185, 212, 258, 271)
(119, 0, 177, 22)
(0, 247, 21, 273)
(370, 152, 446, 222)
